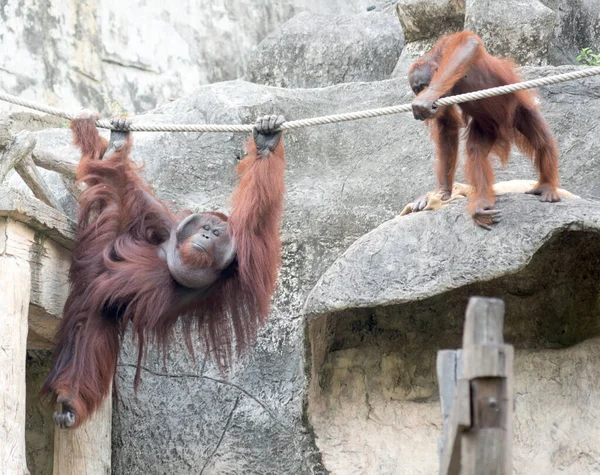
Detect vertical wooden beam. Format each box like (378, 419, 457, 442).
(0, 218, 32, 475)
(53, 391, 112, 475)
(437, 349, 463, 471)
(0, 190, 112, 474)
(461, 297, 514, 475)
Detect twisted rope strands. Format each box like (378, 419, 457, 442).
(1, 66, 600, 133)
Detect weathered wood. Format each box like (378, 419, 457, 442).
(15, 154, 64, 211)
(0, 188, 74, 349)
(439, 378, 471, 475)
(0, 187, 76, 249)
(27, 232, 71, 349)
(438, 297, 514, 475)
(1, 191, 111, 473)
(463, 297, 505, 348)
(53, 387, 112, 475)
(437, 350, 464, 462)
(461, 297, 513, 475)
(0, 218, 32, 475)
(32, 149, 78, 180)
(0, 130, 37, 184)
(60, 174, 82, 200)
(463, 345, 511, 378)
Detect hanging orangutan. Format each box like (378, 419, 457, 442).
(407, 31, 560, 229)
(42, 112, 287, 429)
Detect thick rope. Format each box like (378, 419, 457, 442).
(1, 67, 600, 132)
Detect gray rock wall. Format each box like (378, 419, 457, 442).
(541, 0, 600, 64)
(392, 0, 600, 73)
(0, 0, 375, 115)
(245, 12, 404, 88)
(465, 0, 557, 66)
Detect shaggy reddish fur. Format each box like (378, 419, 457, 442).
(410, 31, 559, 223)
(41, 119, 285, 428)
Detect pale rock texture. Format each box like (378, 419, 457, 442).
(465, 0, 557, 66)
(395, 0, 465, 43)
(245, 11, 404, 88)
(0, 0, 376, 115)
(540, 0, 600, 65)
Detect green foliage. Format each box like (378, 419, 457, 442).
(576, 47, 600, 66)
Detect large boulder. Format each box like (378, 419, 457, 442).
(305, 195, 600, 474)
(395, 0, 465, 43)
(391, 0, 465, 77)
(540, 0, 600, 65)
(20, 65, 600, 473)
(465, 0, 557, 66)
(391, 37, 439, 79)
(245, 12, 404, 88)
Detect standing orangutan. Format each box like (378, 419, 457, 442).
(407, 31, 560, 229)
(42, 112, 286, 429)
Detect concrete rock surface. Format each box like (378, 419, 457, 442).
(395, 0, 465, 43)
(0, 0, 376, 115)
(540, 0, 600, 65)
(465, 0, 557, 66)
(245, 11, 404, 88)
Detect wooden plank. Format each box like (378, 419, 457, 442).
(53, 387, 112, 475)
(437, 350, 458, 424)
(436, 349, 463, 462)
(438, 378, 471, 475)
(0, 218, 32, 475)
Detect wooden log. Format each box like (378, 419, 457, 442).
(0, 189, 111, 472)
(461, 297, 514, 475)
(0, 218, 32, 475)
(31, 149, 78, 180)
(31, 149, 82, 200)
(0, 130, 36, 184)
(53, 389, 112, 475)
(15, 154, 64, 211)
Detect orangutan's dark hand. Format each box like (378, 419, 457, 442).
(253, 114, 285, 155)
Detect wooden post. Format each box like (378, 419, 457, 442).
(461, 297, 513, 475)
(0, 189, 112, 475)
(437, 296, 514, 475)
(53, 391, 112, 475)
(0, 218, 32, 475)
